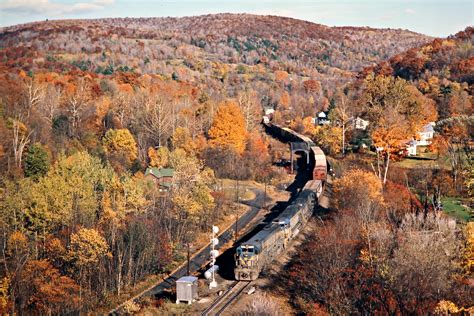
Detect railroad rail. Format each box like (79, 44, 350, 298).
(201, 281, 251, 316)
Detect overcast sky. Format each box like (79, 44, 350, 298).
(0, 0, 472, 37)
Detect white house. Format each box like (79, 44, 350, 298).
(317, 111, 330, 125)
(264, 107, 275, 116)
(354, 117, 369, 130)
(406, 140, 417, 156)
(416, 122, 435, 146)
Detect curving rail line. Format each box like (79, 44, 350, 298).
(201, 281, 251, 316)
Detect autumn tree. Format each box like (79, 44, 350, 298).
(333, 168, 384, 224)
(281, 214, 362, 314)
(359, 74, 437, 184)
(329, 90, 355, 155)
(274, 70, 289, 84)
(103, 128, 138, 169)
(148, 146, 170, 167)
(171, 127, 197, 154)
(303, 79, 322, 94)
(0, 277, 10, 314)
(434, 115, 472, 191)
(334, 168, 384, 264)
(17, 260, 81, 314)
(388, 213, 460, 314)
(208, 100, 247, 153)
(301, 116, 317, 136)
(312, 125, 343, 156)
(462, 222, 474, 276)
(242, 130, 272, 181)
(237, 90, 261, 131)
(68, 228, 109, 303)
(383, 181, 420, 225)
(7, 118, 32, 170)
(65, 78, 91, 137)
(140, 93, 172, 147)
(1, 152, 111, 236)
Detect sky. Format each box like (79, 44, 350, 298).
(0, 0, 472, 37)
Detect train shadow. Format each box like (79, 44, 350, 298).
(215, 161, 312, 281)
(214, 199, 292, 280)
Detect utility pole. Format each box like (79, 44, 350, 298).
(235, 179, 240, 241)
(264, 179, 267, 210)
(186, 242, 190, 275)
(234, 204, 239, 242)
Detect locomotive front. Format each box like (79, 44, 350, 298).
(234, 244, 260, 281)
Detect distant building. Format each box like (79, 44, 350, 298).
(416, 122, 435, 146)
(316, 111, 330, 125)
(264, 107, 275, 116)
(354, 117, 369, 130)
(406, 140, 417, 156)
(145, 167, 174, 191)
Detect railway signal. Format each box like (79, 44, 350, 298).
(209, 225, 219, 289)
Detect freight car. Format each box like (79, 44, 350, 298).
(266, 123, 327, 181)
(311, 146, 327, 182)
(234, 124, 327, 281)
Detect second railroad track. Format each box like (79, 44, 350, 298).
(201, 281, 251, 316)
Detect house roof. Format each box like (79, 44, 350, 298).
(422, 123, 435, 133)
(317, 112, 327, 118)
(145, 167, 174, 178)
(355, 117, 369, 123)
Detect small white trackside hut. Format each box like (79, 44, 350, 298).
(176, 276, 198, 304)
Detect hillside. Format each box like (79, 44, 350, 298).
(361, 27, 473, 119)
(0, 14, 431, 83)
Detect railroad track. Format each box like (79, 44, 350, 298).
(201, 281, 251, 316)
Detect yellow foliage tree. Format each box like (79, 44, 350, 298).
(68, 228, 109, 269)
(463, 222, 474, 275)
(103, 128, 138, 166)
(333, 168, 384, 221)
(171, 127, 197, 154)
(208, 100, 247, 154)
(313, 125, 343, 156)
(0, 277, 9, 314)
(148, 146, 170, 168)
(302, 116, 316, 135)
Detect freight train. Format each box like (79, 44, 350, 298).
(234, 124, 327, 281)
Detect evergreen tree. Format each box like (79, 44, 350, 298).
(24, 143, 50, 179)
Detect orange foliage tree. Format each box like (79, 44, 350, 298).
(360, 75, 437, 184)
(208, 100, 247, 154)
(18, 260, 81, 314)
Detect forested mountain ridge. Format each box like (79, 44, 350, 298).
(363, 27, 473, 83)
(0, 14, 431, 80)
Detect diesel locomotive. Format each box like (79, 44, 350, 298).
(234, 124, 327, 281)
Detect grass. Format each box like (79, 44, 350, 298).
(394, 152, 451, 170)
(441, 197, 472, 222)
